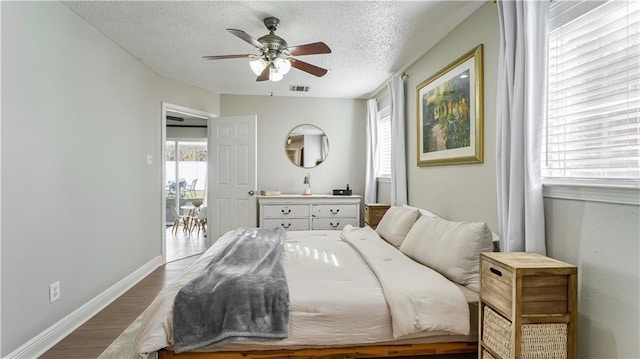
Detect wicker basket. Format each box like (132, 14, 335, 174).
(482, 349, 498, 359)
(521, 323, 568, 359)
(483, 306, 568, 359)
(483, 306, 513, 358)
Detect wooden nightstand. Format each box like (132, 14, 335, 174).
(479, 252, 577, 359)
(364, 203, 390, 228)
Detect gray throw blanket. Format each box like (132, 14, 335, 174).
(172, 227, 289, 353)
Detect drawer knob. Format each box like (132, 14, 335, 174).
(489, 267, 503, 277)
(330, 222, 340, 228)
(281, 223, 291, 228)
(281, 209, 292, 214)
(330, 209, 340, 214)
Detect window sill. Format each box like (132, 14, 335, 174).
(542, 182, 640, 206)
(376, 177, 391, 184)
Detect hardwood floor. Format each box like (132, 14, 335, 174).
(40, 255, 200, 359)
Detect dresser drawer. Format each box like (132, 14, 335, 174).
(312, 204, 357, 218)
(258, 195, 362, 232)
(312, 217, 358, 230)
(481, 259, 513, 319)
(262, 218, 309, 231)
(261, 205, 309, 218)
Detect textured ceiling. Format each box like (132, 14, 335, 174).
(63, 1, 484, 99)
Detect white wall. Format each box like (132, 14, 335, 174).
(405, 2, 499, 231)
(545, 199, 639, 358)
(221, 95, 366, 196)
(0, 2, 219, 355)
(404, 3, 639, 357)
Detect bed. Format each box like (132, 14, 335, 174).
(132, 205, 494, 359)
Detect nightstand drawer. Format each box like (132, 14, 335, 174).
(262, 205, 309, 218)
(483, 305, 568, 359)
(521, 275, 569, 315)
(482, 306, 512, 358)
(481, 259, 513, 319)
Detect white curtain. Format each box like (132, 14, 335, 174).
(388, 75, 408, 206)
(496, 0, 548, 254)
(364, 99, 379, 203)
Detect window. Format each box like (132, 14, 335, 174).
(543, 0, 640, 188)
(377, 107, 391, 178)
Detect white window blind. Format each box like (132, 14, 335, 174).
(543, 0, 640, 186)
(377, 107, 391, 178)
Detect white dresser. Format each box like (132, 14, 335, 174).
(258, 195, 362, 231)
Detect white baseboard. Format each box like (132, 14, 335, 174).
(4, 256, 164, 359)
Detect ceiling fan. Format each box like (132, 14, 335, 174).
(203, 17, 331, 82)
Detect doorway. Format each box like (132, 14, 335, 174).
(161, 103, 214, 263)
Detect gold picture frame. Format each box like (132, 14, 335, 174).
(416, 44, 484, 166)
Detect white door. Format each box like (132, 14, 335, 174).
(208, 115, 257, 240)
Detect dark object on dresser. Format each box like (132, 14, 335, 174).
(333, 184, 352, 196)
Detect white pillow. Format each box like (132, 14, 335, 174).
(401, 204, 439, 218)
(399, 216, 494, 291)
(402, 204, 501, 245)
(374, 206, 421, 247)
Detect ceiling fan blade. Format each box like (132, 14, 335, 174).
(202, 54, 253, 60)
(227, 29, 265, 49)
(256, 66, 270, 82)
(291, 59, 329, 77)
(287, 42, 332, 56)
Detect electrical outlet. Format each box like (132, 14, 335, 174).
(49, 281, 60, 303)
(146, 154, 153, 165)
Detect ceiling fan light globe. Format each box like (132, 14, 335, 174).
(273, 58, 291, 74)
(269, 67, 284, 82)
(249, 58, 267, 76)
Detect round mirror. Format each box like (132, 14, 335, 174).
(285, 124, 329, 168)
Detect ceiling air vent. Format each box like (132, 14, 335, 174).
(289, 85, 310, 92)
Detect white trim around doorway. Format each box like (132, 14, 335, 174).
(161, 102, 217, 263)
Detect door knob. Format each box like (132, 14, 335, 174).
(248, 190, 255, 196)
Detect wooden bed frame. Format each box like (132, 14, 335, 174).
(157, 342, 478, 358)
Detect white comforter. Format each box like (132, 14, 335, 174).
(340, 225, 469, 338)
(131, 227, 469, 358)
